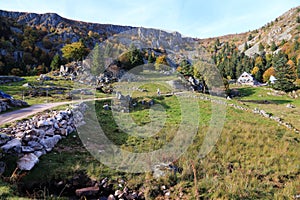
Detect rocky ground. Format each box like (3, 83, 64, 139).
(0, 98, 28, 113)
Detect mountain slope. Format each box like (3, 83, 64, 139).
(0, 9, 197, 76)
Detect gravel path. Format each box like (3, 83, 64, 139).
(0, 97, 114, 126)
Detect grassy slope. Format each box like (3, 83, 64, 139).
(1, 87, 298, 199)
(0, 76, 109, 105)
(0, 79, 299, 199)
(232, 86, 300, 130)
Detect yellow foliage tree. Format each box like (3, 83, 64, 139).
(251, 66, 259, 75)
(61, 41, 89, 61)
(154, 55, 168, 70)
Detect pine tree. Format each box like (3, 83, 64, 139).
(50, 54, 61, 71)
(91, 43, 104, 76)
(270, 41, 277, 51)
(244, 42, 249, 51)
(273, 53, 296, 92)
(258, 42, 265, 52)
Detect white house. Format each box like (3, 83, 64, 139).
(237, 72, 258, 85)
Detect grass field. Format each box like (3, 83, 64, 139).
(1, 90, 299, 199)
(0, 76, 109, 105)
(0, 79, 299, 199)
(232, 85, 300, 130)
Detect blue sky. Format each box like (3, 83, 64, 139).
(0, 0, 299, 38)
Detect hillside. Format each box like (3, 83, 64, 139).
(0, 10, 199, 77)
(199, 6, 300, 55)
(196, 6, 300, 87)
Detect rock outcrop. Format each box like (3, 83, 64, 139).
(0, 98, 28, 113)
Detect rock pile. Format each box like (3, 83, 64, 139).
(0, 98, 28, 113)
(74, 176, 145, 199)
(0, 103, 88, 171)
(0, 76, 24, 84)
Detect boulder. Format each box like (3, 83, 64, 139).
(1, 138, 21, 152)
(75, 185, 99, 197)
(0, 133, 10, 145)
(28, 141, 44, 151)
(39, 135, 62, 152)
(17, 153, 39, 171)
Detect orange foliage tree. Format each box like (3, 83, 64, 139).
(263, 67, 275, 82)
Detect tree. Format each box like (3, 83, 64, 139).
(270, 41, 277, 51)
(244, 42, 249, 51)
(297, 16, 300, 23)
(273, 54, 296, 92)
(148, 52, 156, 63)
(263, 67, 275, 82)
(297, 59, 300, 79)
(154, 55, 168, 71)
(50, 54, 62, 71)
(259, 42, 265, 52)
(61, 41, 89, 61)
(10, 68, 23, 76)
(248, 34, 253, 41)
(251, 66, 259, 75)
(90, 43, 105, 75)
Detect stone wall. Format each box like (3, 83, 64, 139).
(0, 103, 88, 171)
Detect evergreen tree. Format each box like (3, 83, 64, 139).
(50, 54, 61, 71)
(248, 34, 253, 41)
(270, 41, 277, 51)
(273, 53, 296, 92)
(148, 53, 156, 63)
(258, 42, 265, 52)
(91, 43, 105, 76)
(244, 42, 249, 51)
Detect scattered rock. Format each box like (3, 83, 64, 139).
(17, 153, 39, 171)
(286, 103, 295, 108)
(75, 185, 99, 197)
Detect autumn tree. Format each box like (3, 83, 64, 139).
(61, 41, 89, 61)
(154, 55, 168, 71)
(262, 67, 275, 82)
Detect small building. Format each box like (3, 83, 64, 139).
(269, 75, 277, 84)
(237, 72, 259, 86)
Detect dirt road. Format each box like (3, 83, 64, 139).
(0, 97, 114, 126)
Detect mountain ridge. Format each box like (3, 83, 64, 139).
(0, 6, 299, 78)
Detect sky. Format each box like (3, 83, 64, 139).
(0, 0, 299, 38)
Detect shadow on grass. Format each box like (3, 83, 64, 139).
(240, 99, 292, 105)
(235, 87, 256, 97)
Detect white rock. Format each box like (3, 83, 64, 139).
(1, 138, 21, 152)
(21, 146, 34, 153)
(37, 120, 49, 127)
(34, 150, 46, 158)
(55, 114, 63, 121)
(39, 135, 62, 151)
(28, 141, 44, 150)
(17, 153, 39, 171)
